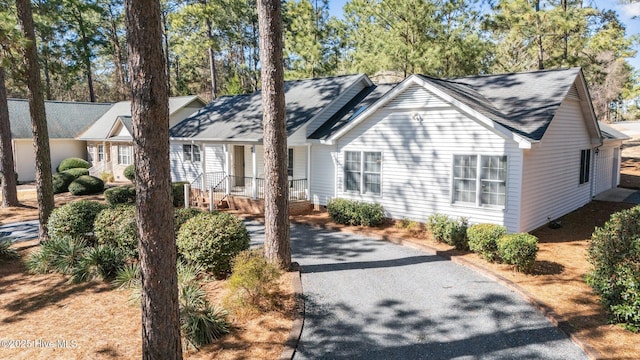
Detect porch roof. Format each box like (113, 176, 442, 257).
(169, 74, 366, 141)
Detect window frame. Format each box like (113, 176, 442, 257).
(87, 145, 95, 163)
(97, 144, 104, 162)
(183, 144, 201, 163)
(579, 149, 591, 185)
(451, 154, 507, 208)
(343, 150, 382, 196)
(117, 145, 131, 165)
(287, 148, 294, 177)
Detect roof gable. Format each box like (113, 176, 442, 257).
(170, 74, 368, 141)
(325, 68, 599, 148)
(8, 99, 112, 139)
(77, 96, 205, 140)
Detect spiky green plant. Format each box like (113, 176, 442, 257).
(72, 245, 125, 283)
(112, 263, 141, 289)
(0, 239, 19, 261)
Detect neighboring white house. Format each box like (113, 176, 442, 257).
(169, 68, 628, 233)
(6, 99, 113, 182)
(77, 96, 206, 181)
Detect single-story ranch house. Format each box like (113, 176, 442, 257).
(7, 99, 113, 182)
(169, 68, 628, 232)
(77, 96, 205, 181)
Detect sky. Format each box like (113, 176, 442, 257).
(326, 0, 640, 72)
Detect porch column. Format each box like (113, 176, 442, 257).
(225, 144, 231, 195)
(200, 142, 207, 190)
(251, 145, 257, 199)
(306, 144, 311, 200)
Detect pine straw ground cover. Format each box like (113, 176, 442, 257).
(0, 191, 295, 360)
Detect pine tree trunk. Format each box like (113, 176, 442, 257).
(16, 0, 54, 241)
(206, 19, 217, 100)
(0, 68, 19, 208)
(125, 0, 183, 358)
(257, 0, 291, 269)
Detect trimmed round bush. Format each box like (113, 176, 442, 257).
(497, 233, 538, 273)
(327, 198, 384, 226)
(172, 181, 190, 207)
(58, 157, 90, 172)
(48, 200, 107, 241)
(177, 212, 250, 276)
(467, 223, 507, 262)
(587, 206, 640, 331)
(63, 167, 89, 179)
(104, 185, 136, 205)
(94, 205, 138, 257)
(174, 208, 203, 234)
(52, 171, 75, 194)
(123, 164, 135, 182)
(69, 175, 104, 195)
(426, 214, 468, 250)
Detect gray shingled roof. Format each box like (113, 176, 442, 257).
(310, 83, 397, 140)
(8, 99, 113, 139)
(598, 121, 630, 141)
(78, 96, 204, 140)
(441, 67, 583, 141)
(170, 74, 366, 140)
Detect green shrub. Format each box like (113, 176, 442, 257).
(0, 239, 19, 261)
(94, 205, 138, 257)
(25, 236, 87, 275)
(467, 223, 507, 262)
(48, 200, 106, 242)
(176, 212, 250, 276)
(69, 175, 104, 195)
(62, 167, 89, 179)
(52, 172, 75, 194)
(123, 164, 135, 182)
(426, 214, 468, 250)
(174, 208, 203, 234)
(58, 157, 90, 172)
(497, 233, 538, 273)
(587, 206, 640, 331)
(172, 181, 190, 207)
(100, 171, 114, 183)
(226, 249, 282, 310)
(104, 185, 136, 205)
(327, 198, 385, 226)
(72, 245, 126, 283)
(180, 283, 230, 349)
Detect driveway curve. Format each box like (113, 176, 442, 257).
(247, 222, 587, 360)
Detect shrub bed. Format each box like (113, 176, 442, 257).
(52, 172, 76, 194)
(467, 223, 507, 262)
(174, 208, 203, 234)
(94, 205, 138, 257)
(587, 206, 640, 332)
(48, 200, 106, 241)
(177, 212, 250, 276)
(69, 175, 104, 195)
(497, 233, 538, 273)
(327, 198, 384, 226)
(58, 157, 90, 172)
(104, 185, 136, 205)
(426, 214, 468, 250)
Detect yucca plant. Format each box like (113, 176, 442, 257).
(25, 237, 86, 274)
(72, 245, 125, 283)
(112, 263, 141, 289)
(179, 283, 230, 349)
(0, 239, 19, 261)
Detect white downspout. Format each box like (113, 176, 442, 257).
(252, 145, 257, 199)
(307, 143, 311, 200)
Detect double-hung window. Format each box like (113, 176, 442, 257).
(183, 144, 201, 162)
(88, 145, 95, 163)
(118, 145, 131, 165)
(453, 155, 506, 207)
(344, 151, 382, 195)
(97, 144, 104, 162)
(579, 149, 591, 184)
(287, 148, 294, 177)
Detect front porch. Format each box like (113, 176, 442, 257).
(188, 171, 309, 212)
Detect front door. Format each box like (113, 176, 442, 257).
(234, 145, 245, 186)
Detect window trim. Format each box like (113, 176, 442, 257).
(451, 154, 507, 209)
(117, 145, 131, 165)
(88, 145, 95, 163)
(97, 144, 104, 162)
(343, 150, 382, 196)
(579, 149, 591, 185)
(287, 148, 294, 177)
(183, 144, 201, 163)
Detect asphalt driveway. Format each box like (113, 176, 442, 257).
(247, 222, 588, 359)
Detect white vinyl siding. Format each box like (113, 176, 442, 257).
(594, 146, 616, 195)
(309, 144, 336, 206)
(520, 98, 593, 232)
(333, 85, 522, 231)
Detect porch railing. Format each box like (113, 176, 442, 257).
(88, 161, 112, 178)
